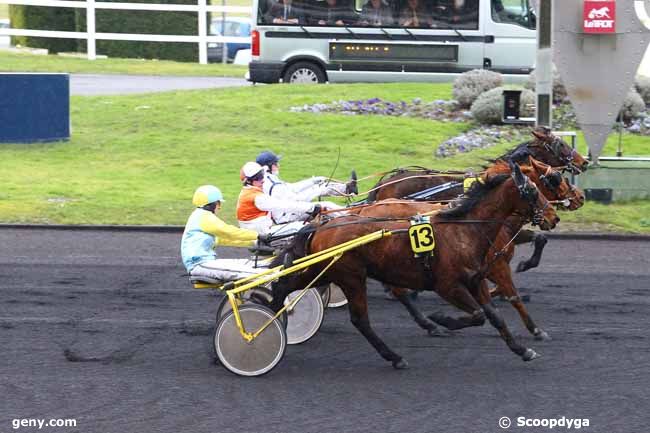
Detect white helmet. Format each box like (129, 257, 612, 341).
(241, 161, 264, 180)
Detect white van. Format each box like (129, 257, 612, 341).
(248, 0, 537, 84)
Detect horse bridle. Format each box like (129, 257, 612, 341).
(531, 135, 583, 175)
(529, 135, 582, 174)
(538, 165, 582, 210)
(512, 171, 547, 227)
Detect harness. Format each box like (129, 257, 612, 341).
(404, 181, 463, 201)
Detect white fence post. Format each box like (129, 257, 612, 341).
(0, 0, 251, 64)
(86, 0, 96, 60)
(198, 0, 207, 65)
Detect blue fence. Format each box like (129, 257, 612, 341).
(0, 73, 70, 143)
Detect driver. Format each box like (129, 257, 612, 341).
(236, 161, 322, 236)
(181, 185, 272, 282)
(256, 150, 351, 224)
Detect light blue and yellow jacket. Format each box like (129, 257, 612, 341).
(181, 208, 258, 271)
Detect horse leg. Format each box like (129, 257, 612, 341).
(343, 281, 408, 370)
(482, 302, 540, 361)
(388, 285, 448, 337)
(487, 264, 550, 341)
(473, 278, 540, 361)
(515, 230, 548, 273)
(427, 287, 486, 330)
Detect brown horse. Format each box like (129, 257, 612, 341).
(368, 126, 588, 202)
(355, 158, 584, 341)
(271, 163, 558, 369)
(366, 126, 589, 275)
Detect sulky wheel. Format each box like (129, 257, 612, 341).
(215, 286, 287, 328)
(327, 283, 348, 308)
(214, 305, 287, 377)
(284, 287, 324, 345)
(318, 285, 331, 308)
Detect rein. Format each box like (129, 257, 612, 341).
(319, 199, 452, 216)
(359, 173, 470, 197)
(271, 213, 525, 244)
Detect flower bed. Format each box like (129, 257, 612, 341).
(292, 98, 650, 157)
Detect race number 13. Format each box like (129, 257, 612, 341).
(408, 223, 435, 254)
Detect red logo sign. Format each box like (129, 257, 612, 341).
(584, 0, 616, 33)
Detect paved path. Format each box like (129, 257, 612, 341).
(1, 228, 649, 433)
(70, 74, 250, 96)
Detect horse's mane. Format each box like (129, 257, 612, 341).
(438, 173, 510, 219)
(485, 159, 516, 175)
(489, 139, 533, 165)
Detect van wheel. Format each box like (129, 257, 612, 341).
(283, 62, 326, 84)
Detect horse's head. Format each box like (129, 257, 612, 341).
(509, 161, 559, 231)
(525, 157, 585, 211)
(530, 127, 589, 174)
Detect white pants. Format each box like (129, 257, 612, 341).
(272, 201, 346, 224)
(294, 182, 349, 202)
(239, 217, 307, 237)
(190, 258, 266, 282)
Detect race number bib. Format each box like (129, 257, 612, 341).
(408, 223, 435, 254)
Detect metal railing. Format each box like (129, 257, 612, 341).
(0, 0, 251, 64)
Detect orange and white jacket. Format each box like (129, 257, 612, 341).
(236, 185, 315, 233)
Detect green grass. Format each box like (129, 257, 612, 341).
(0, 81, 648, 232)
(0, 51, 247, 76)
(558, 201, 650, 233)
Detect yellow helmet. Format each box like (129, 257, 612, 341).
(192, 185, 224, 207)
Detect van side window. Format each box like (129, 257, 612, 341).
(430, 0, 479, 30)
(309, 0, 356, 26)
(358, 0, 396, 26)
(263, 0, 307, 25)
(491, 0, 536, 29)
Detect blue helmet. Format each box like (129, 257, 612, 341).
(256, 151, 281, 168)
(192, 185, 224, 207)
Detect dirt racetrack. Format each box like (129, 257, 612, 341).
(1, 228, 649, 433)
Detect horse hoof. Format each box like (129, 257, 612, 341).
(534, 330, 551, 341)
(384, 291, 398, 301)
(427, 327, 450, 338)
(522, 348, 541, 362)
(392, 358, 409, 370)
(427, 313, 444, 325)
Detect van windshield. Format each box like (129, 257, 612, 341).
(491, 0, 536, 29)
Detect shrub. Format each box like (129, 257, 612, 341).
(619, 89, 645, 123)
(470, 87, 535, 125)
(634, 75, 650, 106)
(452, 69, 503, 108)
(75, 0, 200, 62)
(9, 5, 77, 53)
(524, 66, 567, 103)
